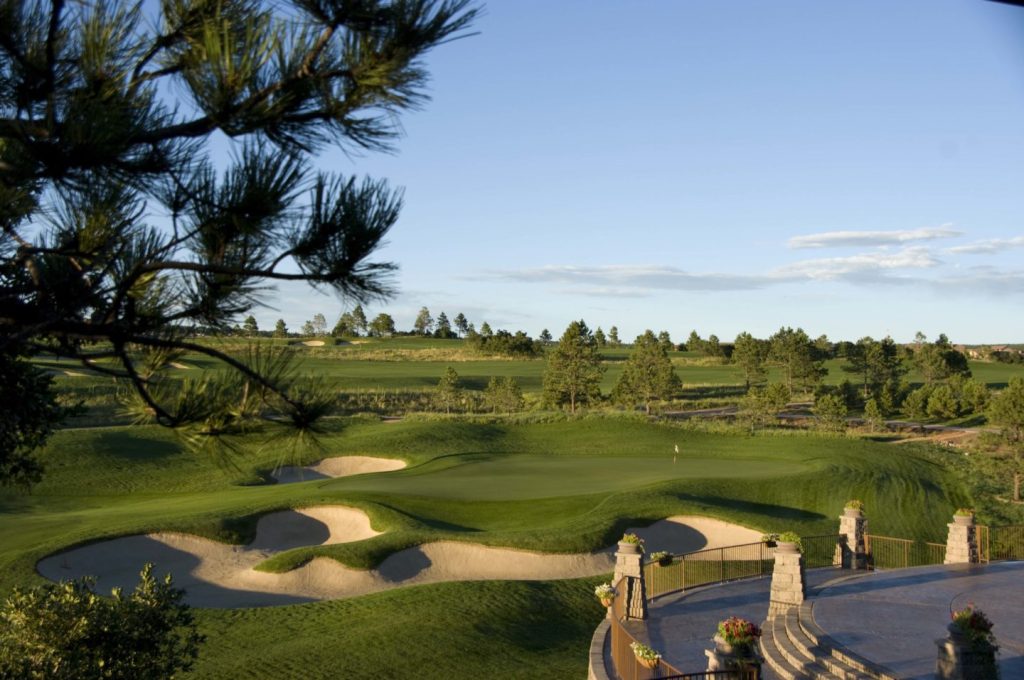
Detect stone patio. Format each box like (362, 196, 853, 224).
(638, 562, 1023, 679)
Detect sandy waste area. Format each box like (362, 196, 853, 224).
(38, 510, 762, 608)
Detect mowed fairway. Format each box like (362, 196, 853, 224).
(0, 418, 972, 678)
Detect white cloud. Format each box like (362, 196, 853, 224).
(771, 247, 940, 280)
(947, 236, 1024, 255)
(788, 226, 962, 249)
(495, 264, 775, 291)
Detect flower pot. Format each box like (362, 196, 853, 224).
(954, 514, 975, 526)
(775, 541, 799, 553)
(600, 597, 613, 608)
(635, 656, 659, 670)
(844, 508, 863, 518)
(617, 541, 639, 554)
(657, 556, 673, 567)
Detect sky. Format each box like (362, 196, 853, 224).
(257, 0, 1024, 344)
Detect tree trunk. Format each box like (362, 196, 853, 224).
(1015, 470, 1020, 503)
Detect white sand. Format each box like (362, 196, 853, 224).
(301, 340, 325, 347)
(169, 362, 191, 369)
(271, 456, 406, 484)
(37, 514, 761, 608)
(63, 370, 87, 377)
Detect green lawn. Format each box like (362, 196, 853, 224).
(0, 417, 973, 678)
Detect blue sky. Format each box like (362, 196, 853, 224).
(260, 0, 1024, 344)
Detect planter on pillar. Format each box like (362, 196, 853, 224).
(613, 535, 647, 620)
(945, 511, 979, 565)
(936, 607, 999, 680)
(706, 618, 763, 680)
(837, 502, 868, 569)
(768, 537, 806, 618)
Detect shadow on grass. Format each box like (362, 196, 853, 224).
(92, 429, 180, 460)
(675, 494, 826, 522)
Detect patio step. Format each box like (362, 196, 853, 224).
(760, 611, 839, 680)
(798, 601, 902, 680)
(782, 608, 872, 680)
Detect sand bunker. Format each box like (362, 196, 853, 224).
(271, 456, 406, 484)
(301, 340, 326, 347)
(38, 514, 761, 608)
(169, 362, 192, 369)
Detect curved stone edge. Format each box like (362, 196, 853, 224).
(802, 572, 903, 680)
(588, 619, 612, 680)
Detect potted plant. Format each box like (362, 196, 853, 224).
(844, 500, 865, 517)
(715, 616, 763, 657)
(761, 533, 779, 548)
(954, 508, 976, 526)
(949, 605, 997, 647)
(594, 582, 616, 607)
(649, 550, 673, 567)
(776, 531, 802, 553)
(618, 533, 645, 554)
(629, 641, 661, 669)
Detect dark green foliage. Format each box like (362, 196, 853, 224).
(434, 365, 462, 413)
(542, 320, 604, 413)
(813, 393, 848, 432)
(741, 382, 790, 430)
(769, 327, 827, 392)
(0, 352, 63, 487)
(0, 0, 478, 477)
(593, 327, 607, 347)
(484, 376, 525, 413)
(0, 565, 203, 680)
(469, 329, 542, 358)
(863, 397, 885, 431)
(368, 313, 396, 337)
(242, 315, 259, 336)
(612, 330, 680, 414)
(434, 312, 456, 339)
(987, 377, 1024, 501)
(273, 319, 288, 338)
(453, 313, 469, 337)
(733, 332, 769, 389)
(842, 336, 904, 398)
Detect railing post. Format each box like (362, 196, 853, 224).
(944, 513, 979, 565)
(837, 506, 867, 569)
(613, 540, 647, 620)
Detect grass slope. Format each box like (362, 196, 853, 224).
(0, 417, 973, 678)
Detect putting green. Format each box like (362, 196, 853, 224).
(327, 454, 808, 500)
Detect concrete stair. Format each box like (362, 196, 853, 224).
(759, 604, 890, 680)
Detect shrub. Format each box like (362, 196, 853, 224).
(0, 564, 203, 679)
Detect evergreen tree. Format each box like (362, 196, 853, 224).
(987, 377, 1024, 502)
(434, 366, 462, 414)
(732, 332, 768, 389)
(351, 305, 368, 336)
(434, 312, 455, 339)
(301, 320, 315, 336)
(686, 330, 704, 354)
(0, 0, 478, 479)
(741, 382, 791, 431)
(608, 326, 620, 346)
(657, 331, 674, 353)
(242, 315, 259, 337)
(453, 313, 469, 337)
(332, 312, 356, 337)
(312, 313, 328, 336)
(863, 398, 885, 432)
(273, 320, 288, 339)
(413, 307, 434, 335)
(479, 322, 493, 338)
(368, 313, 396, 338)
(542, 320, 605, 413)
(594, 327, 607, 347)
(768, 327, 827, 392)
(484, 376, 525, 414)
(612, 331, 681, 414)
(539, 329, 553, 343)
(814, 393, 848, 432)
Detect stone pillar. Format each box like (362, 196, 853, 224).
(705, 635, 762, 679)
(837, 508, 867, 569)
(613, 541, 647, 620)
(768, 542, 805, 617)
(936, 626, 999, 679)
(944, 514, 979, 565)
